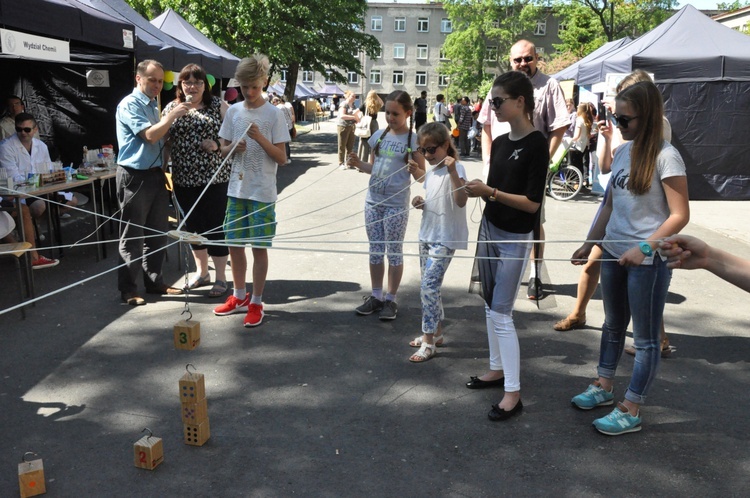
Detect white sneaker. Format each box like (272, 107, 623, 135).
(338, 164, 347, 170)
(285, 159, 292, 165)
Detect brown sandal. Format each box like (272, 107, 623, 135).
(553, 314, 586, 331)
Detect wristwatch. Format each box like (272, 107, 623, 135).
(639, 241, 653, 257)
(489, 188, 498, 202)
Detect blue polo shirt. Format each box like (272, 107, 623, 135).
(115, 88, 163, 170)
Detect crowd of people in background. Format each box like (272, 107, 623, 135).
(4, 37, 746, 438)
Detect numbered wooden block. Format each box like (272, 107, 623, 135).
(181, 398, 208, 425)
(173, 320, 200, 350)
(133, 434, 164, 470)
(184, 419, 211, 446)
(18, 458, 46, 497)
(179, 371, 205, 402)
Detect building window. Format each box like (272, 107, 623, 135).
(534, 20, 547, 36)
(491, 19, 500, 29)
(416, 44, 428, 60)
(441, 18, 452, 33)
(438, 74, 449, 87)
(485, 46, 498, 62)
(558, 22, 568, 36)
(418, 18, 429, 32)
(393, 43, 405, 59)
(394, 17, 406, 32)
(393, 70, 404, 85)
(348, 71, 359, 85)
(279, 69, 287, 82)
(371, 16, 382, 31)
(439, 49, 449, 61)
(325, 70, 334, 83)
(373, 44, 382, 59)
(302, 70, 314, 83)
(370, 69, 382, 85)
(415, 71, 427, 86)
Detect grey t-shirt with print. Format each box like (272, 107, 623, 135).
(603, 141, 686, 263)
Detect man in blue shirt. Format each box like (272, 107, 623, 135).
(115, 59, 190, 305)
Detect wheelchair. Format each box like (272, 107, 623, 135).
(547, 137, 583, 201)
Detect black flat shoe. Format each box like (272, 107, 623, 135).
(466, 376, 504, 389)
(488, 400, 523, 421)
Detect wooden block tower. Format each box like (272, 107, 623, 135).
(133, 428, 164, 470)
(180, 364, 210, 446)
(18, 452, 46, 497)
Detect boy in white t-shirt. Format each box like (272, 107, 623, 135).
(213, 54, 290, 328)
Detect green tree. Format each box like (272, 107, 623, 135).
(547, 0, 677, 73)
(126, 0, 380, 102)
(552, 1, 608, 58)
(441, 0, 541, 98)
(717, 1, 750, 10)
(568, 0, 677, 42)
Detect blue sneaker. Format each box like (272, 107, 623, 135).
(593, 403, 642, 435)
(571, 382, 614, 410)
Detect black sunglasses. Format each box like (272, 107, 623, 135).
(512, 56, 534, 64)
(15, 126, 34, 133)
(417, 145, 441, 155)
(489, 96, 513, 109)
(612, 114, 638, 129)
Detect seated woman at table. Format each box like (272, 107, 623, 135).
(163, 64, 231, 297)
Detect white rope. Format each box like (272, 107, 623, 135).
(0, 239, 181, 317)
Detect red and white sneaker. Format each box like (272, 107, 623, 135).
(243, 303, 264, 328)
(32, 256, 59, 270)
(213, 295, 249, 316)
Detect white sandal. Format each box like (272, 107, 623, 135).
(409, 342, 436, 363)
(409, 334, 444, 348)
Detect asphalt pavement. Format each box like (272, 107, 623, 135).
(1, 118, 749, 496)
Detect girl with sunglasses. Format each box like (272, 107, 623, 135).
(463, 71, 549, 421)
(569, 80, 689, 435)
(348, 90, 425, 321)
(555, 70, 676, 360)
(407, 123, 468, 362)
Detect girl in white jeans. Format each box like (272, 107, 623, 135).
(465, 71, 550, 422)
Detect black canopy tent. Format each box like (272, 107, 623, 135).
(0, 0, 132, 53)
(574, 5, 750, 199)
(0, 0, 135, 165)
(77, 0, 223, 77)
(551, 37, 632, 82)
(150, 8, 239, 79)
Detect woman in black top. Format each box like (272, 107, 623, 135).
(464, 71, 549, 421)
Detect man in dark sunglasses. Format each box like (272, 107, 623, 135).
(0, 112, 64, 269)
(477, 39, 570, 300)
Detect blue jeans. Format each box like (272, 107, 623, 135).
(597, 249, 672, 405)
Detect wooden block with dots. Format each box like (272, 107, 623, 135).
(179, 371, 205, 403)
(181, 398, 208, 425)
(183, 419, 211, 446)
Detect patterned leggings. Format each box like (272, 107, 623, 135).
(365, 204, 408, 266)
(419, 242, 455, 334)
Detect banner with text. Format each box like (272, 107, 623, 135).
(1, 28, 70, 63)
